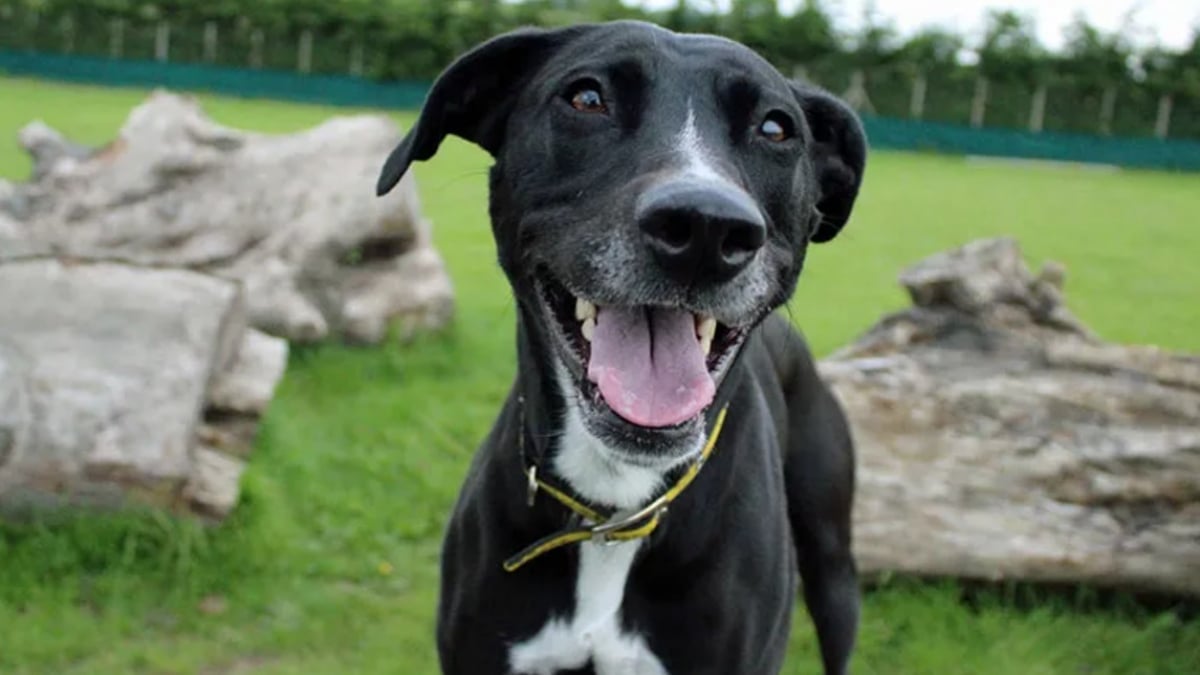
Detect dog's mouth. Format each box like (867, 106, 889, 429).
(537, 273, 748, 430)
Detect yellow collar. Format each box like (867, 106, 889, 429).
(503, 405, 729, 573)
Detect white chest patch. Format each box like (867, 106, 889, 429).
(507, 540, 667, 675)
(508, 366, 684, 674)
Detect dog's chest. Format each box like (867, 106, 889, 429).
(507, 540, 667, 675)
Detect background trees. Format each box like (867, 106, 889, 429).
(0, 0, 1196, 138)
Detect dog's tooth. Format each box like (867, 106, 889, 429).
(581, 317, 596, 342)
(700, 333, 713, 357)
(696, 315, 717, 343)
(575, 298, 597, 321)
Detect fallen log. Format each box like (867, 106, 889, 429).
(2, 90, 454, 344)
(822, 238, 1200, 597)
(0, 257, 286, 521)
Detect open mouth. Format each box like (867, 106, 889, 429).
(538, 273, 748, 430)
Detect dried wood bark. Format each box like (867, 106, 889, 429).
(821, 238, 1200, 596)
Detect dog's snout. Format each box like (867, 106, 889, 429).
(636, 181, 766, 284)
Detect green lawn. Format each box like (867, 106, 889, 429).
(0, 76, 1197, 674)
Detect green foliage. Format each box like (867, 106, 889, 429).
(1060, 13, 1133, 87)
(777, 0, 840, 68)
(977, 9, 1048, 85)
(848, 1, 900, 69)
(0, 75, 1198, 673)
(896, 27, 963, 76)
(0, 0, 1198, 138)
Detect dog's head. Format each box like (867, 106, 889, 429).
(378, 21, 865, 466)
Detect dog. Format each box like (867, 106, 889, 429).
(376, 20, 866, 675)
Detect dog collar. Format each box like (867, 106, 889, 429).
(503, 404, 729, 573)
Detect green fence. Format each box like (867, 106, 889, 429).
(0, 50, 428, 109)
(864, 116, 1200, 172)
(4, 50, 1200, 172)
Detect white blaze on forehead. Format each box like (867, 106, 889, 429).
(675, 101, 725, 183)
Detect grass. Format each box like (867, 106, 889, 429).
(0, 75, 1198, 674)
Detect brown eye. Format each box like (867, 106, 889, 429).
(568, 82, 607, 114)
(759, 112, 793, 142)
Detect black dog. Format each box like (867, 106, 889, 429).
(377, 21, 866, 675)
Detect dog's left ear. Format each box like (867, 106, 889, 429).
(377, 25, 595, 196)
(791, 84, 867, 243)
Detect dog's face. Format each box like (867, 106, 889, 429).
(379, 21, 865, 466)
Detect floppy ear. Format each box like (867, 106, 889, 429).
(376, 25, 595, 196)
(791, 84, 867, 243)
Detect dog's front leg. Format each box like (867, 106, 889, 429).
(781, 339, 860, 675)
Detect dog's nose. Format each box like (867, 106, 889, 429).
(636, 180, 766, 285)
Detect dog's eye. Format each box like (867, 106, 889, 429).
(758, 112, 794, 142)
(566, 81, 607, 114)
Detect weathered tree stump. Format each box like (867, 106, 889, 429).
(820, 238, 1200, 596)
(0, 258, 287, 521)
(1, 90, 454, 344)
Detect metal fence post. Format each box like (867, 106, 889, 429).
(1154, 94, 1173, 139)
(250, 28, 264, 69)
(109, 18, 125, 59)
(61, 14, 75, 54)
(1098, 86, 1116, 136)
(842, 70, 875, 114)
(970, 76, 989, 128)
(909, 73, 927, 120)
(1029, 83, 1047, 133)
(204, 21, 219, 63)
(155, 21, 170, 62)
(298, 29, 313, 73)
(349, 41, 365, 77)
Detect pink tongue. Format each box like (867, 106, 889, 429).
(586, 307, 715, 428)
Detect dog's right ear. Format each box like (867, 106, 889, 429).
(376, 26, 593, 196)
